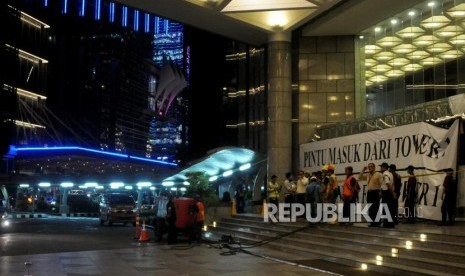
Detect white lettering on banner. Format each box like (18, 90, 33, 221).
(299, 120, 460, 221)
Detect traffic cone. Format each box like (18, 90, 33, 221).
(139, 220, 149, 242)
(134, 214, 140, 239)
(231, 199, 237, 216)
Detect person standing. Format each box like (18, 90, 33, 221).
(389, 164, 402, 224)
(306, 173, 320, 218)
(283, 172, 296, 217)
(405, 165, 417, 223)
(295, 170, 309, 210)
(192, 195, 205, 242)
(166, 195, 177, 244)
(359, 163, 383, 227)
(380, 162, 395, 228)
(155, 191, 169, 242)
(315, 170, 325, 204)
(320, 166, 330, 203)
(440, 168, 457, 226)
(342, 166, 359, 224)
(326, 164, 339, 204)
(235, 180, 245, 213)
(267, 175, 281, 207)
(283, 172, 296, 203)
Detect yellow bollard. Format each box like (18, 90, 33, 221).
(232, 199, 237, 216)
(134, 214, 141, 239)
(261, 199, 267, 217)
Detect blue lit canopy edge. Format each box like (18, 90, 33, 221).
(14, 146, 177, 167)
(161, 146, 265, 184)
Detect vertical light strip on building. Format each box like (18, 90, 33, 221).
(144, 13, 150, 33)
(62, 0, 68, 14)
(154, 17, 160, 34)
(109, 2, 115, 22)
(186, 46, 191, 86)
(79, 0, 86, 16)
(95, 0, 101, 20)
(134, 10, 139, 31)
(122, 6, 127, 27)
(165, 19, 168, 34)
(43, 0, 48, 7)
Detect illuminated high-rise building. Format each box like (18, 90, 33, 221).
(0, 0, 189, 172)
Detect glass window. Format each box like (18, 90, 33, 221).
(359, 0, 464, 116)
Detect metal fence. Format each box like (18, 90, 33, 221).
(316, 98, 452, 140)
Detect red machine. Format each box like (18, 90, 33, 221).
(174, 197, 196, 229)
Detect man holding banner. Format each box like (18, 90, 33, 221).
(380, 162, 395, 228)
(359, 163, 383, 227)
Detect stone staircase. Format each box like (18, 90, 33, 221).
(204, 214, 465, 276)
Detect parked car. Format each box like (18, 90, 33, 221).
(98, 193, 136, 226)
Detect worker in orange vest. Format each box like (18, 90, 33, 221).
(342, 166, 360, 224)
(192, 195, 205, 243)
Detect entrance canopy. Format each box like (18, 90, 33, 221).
(1, 146, 265, 189)
(160, 147, 266, 186)
(4, 146, 178, 186)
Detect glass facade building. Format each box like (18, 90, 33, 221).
(297, 0, 465, 149)
(359, 0, 465, 116)
(223, 44, 267, 155)
(1, 0, 188, 167)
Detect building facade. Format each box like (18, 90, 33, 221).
(0, 0, 190, 175)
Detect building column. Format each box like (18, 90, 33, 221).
(267, 32, 292, 182)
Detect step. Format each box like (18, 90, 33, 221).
(219, 220, 465, 259)
(229, 215, 465, 244)
(302, 225, 465, 253)
(206, 228, 444, 276)
(293, 228, 465, 264)
(211, 224, 465, 275)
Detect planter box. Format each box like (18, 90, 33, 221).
(205, 206, 231, 224)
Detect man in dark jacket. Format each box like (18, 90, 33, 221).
(405, 165, 417, 223)
(440, 168, 457, 226)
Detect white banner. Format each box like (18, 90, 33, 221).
(300, 120, 460, 221)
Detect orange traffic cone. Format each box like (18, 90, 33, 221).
(139, 220, 149, 242)
(134, 214, 140, 239)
